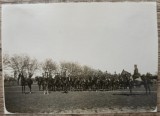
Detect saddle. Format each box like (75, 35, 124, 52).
(27, 78, 33, 85)
(133, 73, 140, 80)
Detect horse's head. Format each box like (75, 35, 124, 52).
(146, 73, 152, 77)
(121, 69, 132, 81)
(121, 70, 131, 76)
(35, 76, 39, 81)
(140, 74, 146, 81)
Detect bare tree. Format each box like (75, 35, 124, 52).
(9, 54, 26, 73)
(82, 65, 95, 77)
(23, 55, 39, 76)
(3, 53, 10, 69)
(41, 58, 57, 75)
(60, 61, 82, 76)
(5, 54, 39, 78)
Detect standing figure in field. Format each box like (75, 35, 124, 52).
(26, 73, 33, 93)
(43, 73, 49, 95)
(18, 72, 26, 94)
(62, 68, 68, 93)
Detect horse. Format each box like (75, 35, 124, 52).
(53, 74, 65, 91)
(136, 73, 155, 94)
(26, 73, 33, 93)
(18, 72, 26, 93)
(121, 70, 133, 94)
(131, 72, 155, 95)
(35, 76, 44, 91)
(121, 70, 154, 95)
(18, 72, 33, 94)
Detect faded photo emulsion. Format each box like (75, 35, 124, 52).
(2, 2, 158, 114)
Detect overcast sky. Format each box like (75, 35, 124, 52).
(2, 2, 158, 74)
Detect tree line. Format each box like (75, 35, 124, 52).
(3, 53, 111, 79)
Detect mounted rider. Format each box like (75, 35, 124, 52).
(133, 64, 140, 80)
(18, 71, 25, 86)
(43, 72, 49, 94)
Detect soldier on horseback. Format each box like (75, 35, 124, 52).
(133, 65, 140, 80)
(18, 71, 34, 94)
(18, 71, 26, 94)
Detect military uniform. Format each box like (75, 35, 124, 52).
(133, 65, 140, 80)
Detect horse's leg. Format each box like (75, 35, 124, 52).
(40, 84, 42, 90)
(148, 84, 151, 94)
(22, 85, 25, 94)
(51, 84, 53, 91)
(64, 84, 67, 92)
(144, 84, 148, 95)
(24, 85, 26, 94)
(22, 85, 23, 93)
(47, 84, 49, 94)
(123, 83, 125, 89)
(43, 84, 45, 91)
(38, 84, 40, 91)
(62, 85, 64, 91)
(43, 85, 46, 94)
(66, 84, 68, 92)
(28, 84, 32, 93)
(30, 84, 32, 93)
(53, 85, 55, 91)
(46, 84, 48, 94)
(129, 85, 132, 95)
(146, 87, 148, 95)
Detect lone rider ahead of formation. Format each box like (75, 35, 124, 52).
(133, 64, 140, 80)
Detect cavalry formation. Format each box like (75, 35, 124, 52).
(17, 65, 157, 95)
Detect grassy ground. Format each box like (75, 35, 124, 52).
(4, 84, 157, 114)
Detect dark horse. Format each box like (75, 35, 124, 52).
(18, 72, 33, 94)
(121, 70, 133, 94)
(121, 70, 153, 95)
(35, 76, 44, 91)
(134, 73, 153, 94)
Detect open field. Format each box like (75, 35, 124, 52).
(4, 84, 157, 114)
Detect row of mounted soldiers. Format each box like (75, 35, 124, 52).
(35, 65, 157, 94)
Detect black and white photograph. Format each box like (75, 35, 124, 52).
(2, 2, 158, 114)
